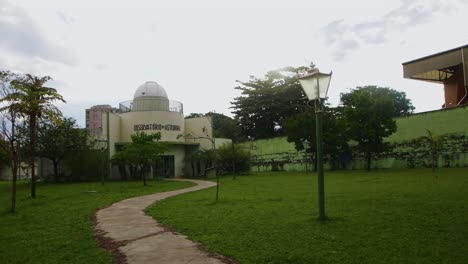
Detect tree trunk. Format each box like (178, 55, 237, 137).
(53, 160, 59, 183)
(191, 162, 195, 177)
(9, 113, 18, 212)
(216, 174, 219, 201)
(30, 114, 37, 198)
(366, 152, 372, 171)
(11, 154, 18, 212)
(231, 143, 236, 179)
(129, 165, 136, 179)
(10, 142, 18, 212)
(313, 153, 317, 172)
(118, 164, 128, 180)
(202, 161, 206, 177)
(432, 152, 436, 172)
(141, 166, 146, 186)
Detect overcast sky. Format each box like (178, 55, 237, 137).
(1, 0, 467, 127)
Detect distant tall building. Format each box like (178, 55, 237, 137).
(85, 105, 117, 136)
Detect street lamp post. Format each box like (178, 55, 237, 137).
(298, 69, 332, 221)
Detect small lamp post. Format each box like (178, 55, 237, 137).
(298, 69, 332, 221)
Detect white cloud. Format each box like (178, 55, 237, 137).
(0, 0, 78, 66)
(321, 0, 462, 61)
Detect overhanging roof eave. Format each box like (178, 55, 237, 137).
(402, 45, 467, 80)
(402, 44, 468, 65)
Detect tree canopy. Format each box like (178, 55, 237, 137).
(0, 72, 65, 198)
(231, 66, 313, 140)
(37, 117, 90, 182)
(186, 112, 242, 142)
(112, 132, 168, 185)
(283, 105, 349, 170)
(340, 86, 414, 170)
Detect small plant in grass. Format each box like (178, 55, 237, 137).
(417, 129, 444, 172)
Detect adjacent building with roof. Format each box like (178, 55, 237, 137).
(403, 44, 468, 108)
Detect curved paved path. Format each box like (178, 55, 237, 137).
(94, 179, 228, 264)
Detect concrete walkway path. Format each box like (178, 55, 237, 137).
(94, 179, 231, 264)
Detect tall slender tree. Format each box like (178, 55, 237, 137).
(0, 73, 65, 198)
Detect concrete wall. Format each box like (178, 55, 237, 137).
(107, 112, 121, 157)
(241, 105, 468, 171)
(215, 138, 232, 149)
(239, 137, 310, 172)
(387, 105, 468, 142)
(184, 116, 213, 150)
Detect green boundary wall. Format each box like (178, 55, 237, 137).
(241, 105, 468, 171)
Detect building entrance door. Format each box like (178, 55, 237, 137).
(153, 155, 175, 178)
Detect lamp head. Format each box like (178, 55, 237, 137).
(298, 70, 332, 101)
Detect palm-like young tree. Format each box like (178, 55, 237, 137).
(418, 129, 444, 172)
(0, 74, 65, 198)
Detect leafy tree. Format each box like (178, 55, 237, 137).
(185, 150, 201, 177)
(417, 129, 444, 172)
(178, 124, 222, 200)
(0, 73, 65, 198)
(231, 66, 313, 140)
(112, 132, 168, 185)
(0, 111, 20, 212)
(207, 112, 242, 141)
(184, 149, 214, 177)
(340, 86, 414, 171)
(217, 143, 250, 177)
(0, 139, 10, 170)
(199, 149, 215, 176)
(283, 106, 349, 170)
(0, 71, 23, 211)
(185, 113, 204, 119)
(37, 117, 90, 182)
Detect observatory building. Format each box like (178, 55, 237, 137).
(101, 81, 230, 178)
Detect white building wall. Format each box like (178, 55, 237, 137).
(166, 145, 186, 177)
(119, 111, 185, 143)
(184, 116, 213, 150)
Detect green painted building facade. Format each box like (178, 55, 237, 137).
(241, 105, 468, 171)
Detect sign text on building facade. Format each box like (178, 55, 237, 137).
(133, 123, 181, 132)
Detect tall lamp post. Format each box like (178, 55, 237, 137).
(298, 69, 332, 221)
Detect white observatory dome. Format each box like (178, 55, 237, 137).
(133, 81, 168, 99)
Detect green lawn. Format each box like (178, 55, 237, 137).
(148, 168, 468, 264)
(0, 179, 195, 264)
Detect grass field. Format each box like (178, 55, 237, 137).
(0, 179, 195, 264)
(148, 168, 468, 264)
